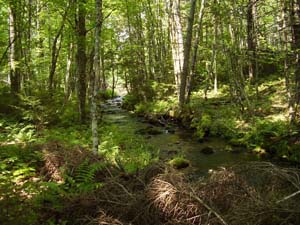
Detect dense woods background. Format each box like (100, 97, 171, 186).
(1, 0, 300, 224)
(1, 0, 300, 157)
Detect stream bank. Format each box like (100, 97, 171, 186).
(102, 97, 260, 176)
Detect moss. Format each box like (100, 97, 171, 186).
(225, 145, 233, 152)
(168, 157, 190, 169)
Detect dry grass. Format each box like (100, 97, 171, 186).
(145, 163, 300, 225)
(36, 145, 300, 225)
(39, 141, 100, 182)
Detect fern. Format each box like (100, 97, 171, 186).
(71, 160, 105, 193)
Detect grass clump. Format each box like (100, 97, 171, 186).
(168, 156, 190, 169)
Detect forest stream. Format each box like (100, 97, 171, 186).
(102, 97, 260, 177)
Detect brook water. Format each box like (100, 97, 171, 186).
(102, 97, 259, 176)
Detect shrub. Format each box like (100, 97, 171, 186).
(191, 113, 212, 140)
(122, 93, 140, 110)
(99, 88, 118, 100)
(243, 119, 289, 149)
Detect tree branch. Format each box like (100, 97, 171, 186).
(0, 38, 15, 66)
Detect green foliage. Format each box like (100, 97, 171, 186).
(210, 117, 239, 140)
(243, 119, 289, 149)
(99, 125, 159, 173)
(41, 124, 90, 147)
(168, 156, 190, 169)
(123, 82, 176, 113)
(17, 94, 44, 123)
(4, 122, 37, 143)
(1, 119, 20, 142)
(134, 97, 177, 116)
(99, 88, 118, 100)
(0, 144, 42, 225)
(69, 160, 104, 193)
(122, 93, 141, 110)
(151, 81, 176, 100)
(58, 100, 81, 127)
(0, 87, 19, 114)
(191, 113, 212, 140)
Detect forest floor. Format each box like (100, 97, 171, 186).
(1, 138, 300, 225)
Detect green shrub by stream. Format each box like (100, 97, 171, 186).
(125, 78, 300, 164)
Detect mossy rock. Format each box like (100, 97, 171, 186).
(168, 157, 190, 169)
(253, 146, 271, 159)
(147, 126, 163, 135)
(135, 126, 163, 135)
(166, 126, 176, 134)
(167, 150, 178, 156)
(225, 145, 233, 152)
(225, 145, 243, 154)
(228, 138, 247, 147)
(201, 146, 214, 154)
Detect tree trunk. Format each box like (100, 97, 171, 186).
(179, 0, 197, 109)
(91, 0, 102, 154)
(8, 1, 22, 94)
(111, 54, 116, 98)
(281, 0, 294, 122)
(213, 47, 217, 94)
(24, 0, 33, 94)
(76, 0, 87, 123)
(49, 9, 68, 92)
(168, 0, 184, 97)
(212, 3, 218, 95)
(290, 0, 300, 123)
(247, 0, 257, 82)
(187, 0, 206, 103)
(65, 42, 74, 100)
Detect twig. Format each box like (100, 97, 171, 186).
(111, 181, 134, 198)
(276, 190, 300, 204)
(188, 190, 228, 225)
(97, 199, 130, 206)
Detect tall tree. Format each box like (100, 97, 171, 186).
(179, 0, 197, 108)
(168, 0, 184, 97)
(289, 0, 300, 123)
(8, 0, 22, 94)
(91, 0, 103, 154)
(247, 0, 257, 82)
(76, 0, 87, 123)
(48, 7, 68, 92)
(187, 0, 206, 103)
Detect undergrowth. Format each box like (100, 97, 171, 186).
(0, 90, 159, 224)
(99, 124, 159, 174)
(125, 77, 300, 163)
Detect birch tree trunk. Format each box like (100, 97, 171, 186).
(168, 0, 184, 97)
(8, 1, 21, 94)
(91, 0, 102, 154)
(65, 42, 73, 100)
(212, 3, 218, 95)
